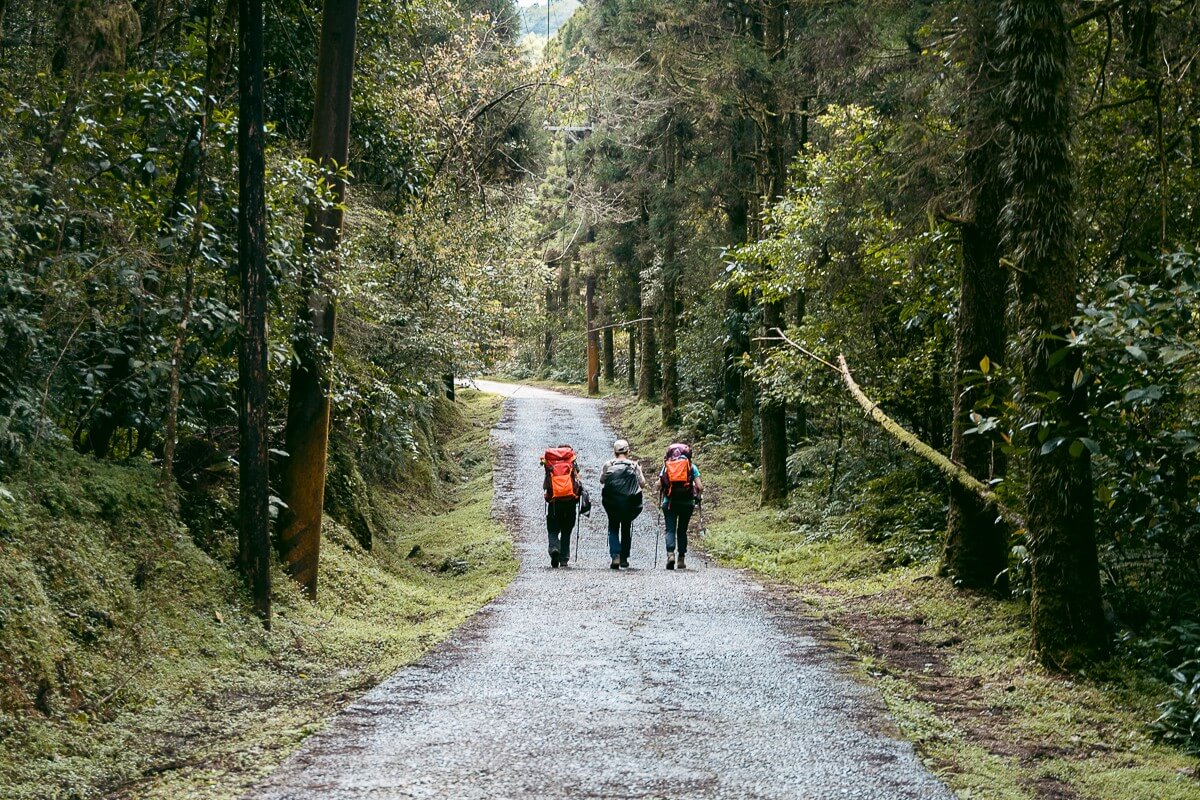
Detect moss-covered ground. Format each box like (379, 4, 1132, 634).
(606, 390, 1200, 800)
(0, 389, 516, 800)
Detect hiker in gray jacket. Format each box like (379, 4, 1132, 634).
(599, 439, 646, 569)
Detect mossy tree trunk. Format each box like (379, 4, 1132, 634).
(998, 0, 1107, 668)
(942, 0, 1011, 594)
(638, 306, 658, 402)
(237, 0, 271, 625)
(278, 0, 359, 598)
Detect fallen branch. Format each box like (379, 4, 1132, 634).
(763, 329, 1024, 529)
(836, 354, 992, 497)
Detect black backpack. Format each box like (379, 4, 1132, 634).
(601, 460, 643, 519)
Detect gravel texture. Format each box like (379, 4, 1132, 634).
(246, 381, 955, 800)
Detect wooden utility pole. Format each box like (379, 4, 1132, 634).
(237, 0, 271, 625)
(586, 273, 600, 395)
(278, 0, 359, 598)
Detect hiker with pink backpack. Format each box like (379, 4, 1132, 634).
(659, 442, 704, 570)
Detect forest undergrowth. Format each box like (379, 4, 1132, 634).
(605, 391, 1200, 800)
(0, 389, 516, 800)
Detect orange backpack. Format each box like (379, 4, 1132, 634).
(542, 447, 580, 502)
(664, 455, 693, 498)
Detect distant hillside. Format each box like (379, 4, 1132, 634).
(519, 0, 581, 38)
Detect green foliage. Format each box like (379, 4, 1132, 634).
(730, 105, 957, 445)
(1152, 623, 1200, 756)
(962, 250, 1200, 632)
(0, 0, 540, 487)
(0, 389, 515, 798)
(1077, 251, 1200, 627)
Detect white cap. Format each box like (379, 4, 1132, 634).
(613, 439, 630, 454)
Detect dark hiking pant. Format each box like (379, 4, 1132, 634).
(546, 501, 577, 559)
(607, 516, 633, 560)
(664, 505, 694, 554)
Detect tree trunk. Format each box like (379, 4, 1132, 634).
(638, 307, 658, 402)
(756, 0, 790, 504)
(558, 256, 570, 310)
(627, 326, 637, 391)
(941, 0, 1011, 594)
(760, 300, 788, 503)
(660, 118, 680, 425)
(660, 268, 678, 425)
(998, 0, 1106, 668)
(723, 286, 749, 413)
(237, 0, 271, 626)
(277, 0, 359, 598)
(723, 116, 753, 420)
(602, 321, 615, 383)
(542, 278, 555, 369)
(739, 363, 755, 454)
(586, 273, 599, 394)
(789, 289, 808, 444)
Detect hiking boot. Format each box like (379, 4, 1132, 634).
(550, 551, 560, 568)
(559, 559, 570, 569)
(620, 558, 630, 569)
(677, 553, 687, 570)
(666, 553, 676, 570)
(610, 557, 621, 570)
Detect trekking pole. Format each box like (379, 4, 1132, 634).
(698, 502, 709, 570)
(574, 500, 581, 564)
(654, 503, 662, 568)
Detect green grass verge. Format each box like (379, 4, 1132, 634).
(603, 388, 1200, 800)
(0, 389, 516, 800)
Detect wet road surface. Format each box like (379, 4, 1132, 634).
(247, 381, 955, 799)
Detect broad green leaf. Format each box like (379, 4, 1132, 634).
(1040, 436, 1068, 455)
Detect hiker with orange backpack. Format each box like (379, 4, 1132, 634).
(600, 439, 646, 569)
(542, 445, 583, 568)
(659, 442, 703, 570)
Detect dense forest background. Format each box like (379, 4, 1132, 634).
(516, 0, 1200, 756)
(0, 0, 544, 575)
(1, 0, 539, 793)
(1, 0, 1200, 793)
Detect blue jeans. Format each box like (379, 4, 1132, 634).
(608, 517, 633, 559)
(664, 505, 694, 554)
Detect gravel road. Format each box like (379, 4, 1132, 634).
(247, 381, 955, 800)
